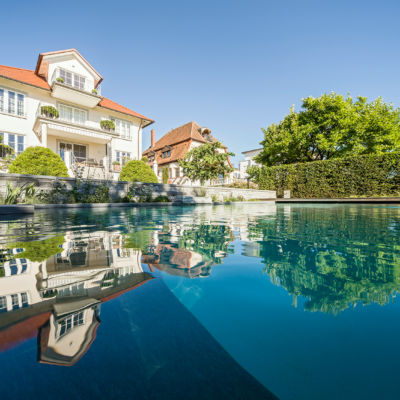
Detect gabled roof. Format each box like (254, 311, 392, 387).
(35, 48, 103, 87)
(0, 64, 153, 123)
(144, 122, 206, 153)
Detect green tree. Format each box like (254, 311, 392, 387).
(257, 93, 400, 166)
(119, 160, 158, 183)
(162, 166, 169, 184)
(179, 141, 234, 184)
(9, 147, 69, 177)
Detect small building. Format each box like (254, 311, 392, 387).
(142, 121, 232, 185)
(0, 49, 153, 179)
(238, 148, 263, 179)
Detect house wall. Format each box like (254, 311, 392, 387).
(0, 74, 143, 164)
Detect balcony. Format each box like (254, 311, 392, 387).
(50, 67, 102, 108)
(34, 103, 118, 144)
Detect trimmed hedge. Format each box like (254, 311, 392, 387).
(9, 147, 69, 177)
(119, 160, 158, 183)
(255, 152, 400, 198)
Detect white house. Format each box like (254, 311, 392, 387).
(238, 148, 262, 179)
(0, 49, 153, 179)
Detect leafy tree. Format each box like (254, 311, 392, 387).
(257, 93, 400, 166)
(119, 160, 158, 183)
(9, 147, 68, 176)
(179, 141, 234, 184)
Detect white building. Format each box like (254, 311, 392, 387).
(0, 49, 153, 179)
(238, 148, 262, 179)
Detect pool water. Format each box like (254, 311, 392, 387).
(0, 203, 399, 399)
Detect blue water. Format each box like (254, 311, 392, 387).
(0, 203, 400, 399)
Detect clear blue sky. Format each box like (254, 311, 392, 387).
(2, 0, 399, 165)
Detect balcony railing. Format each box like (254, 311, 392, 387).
(50, 67, 102, 96)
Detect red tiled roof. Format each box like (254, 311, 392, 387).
(99, 97, 153, 122)
(143, 121, 229, 166)
(144, 122, 205, 154)
(0, 65, 50, 90)
(0, 64, 153, 123)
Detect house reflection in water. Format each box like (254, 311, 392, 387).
(0, 231, 153, 366)
(142, 223, 234, 278)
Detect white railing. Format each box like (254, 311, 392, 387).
(50, 67, 102, 96)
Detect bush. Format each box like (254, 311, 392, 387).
(119, 160, 158, 183)
(100, 120, 115, 131)
(92, 89, 98, 95)
(153, 195, 169, 202)
(162, 166, 169, 184)
(9, 147, 69, 177)
(41, 105, 59, 119)
(254, 152, 400, 198)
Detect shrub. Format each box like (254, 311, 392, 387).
(153, 195, 169, 202)
(92, 88, 98, 95)
(254, 152, 400, 198)
(100, 120, 115, 131)
(162, 166, 169, 184)
(9, 147, 69, 177)
(119, 160, 158, 183)
(41, 105, 59, 119)
(141, 156, 148, 163)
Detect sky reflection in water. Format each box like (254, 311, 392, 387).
(1, 203, 400, 400)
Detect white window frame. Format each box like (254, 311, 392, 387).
(59, 68, 86, 91)
(111, 117, 131, 139)
(0, 86, 26, 117)
(115, 151, 131, 164)
(58, 103, 87, 125)
(0, 132, 25, 156)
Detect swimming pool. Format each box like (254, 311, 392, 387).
(0, 203, 399, 399)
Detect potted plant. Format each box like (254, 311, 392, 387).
(56, 77, 64, 83)
(40, 105, 59, 119)
(92, 88, 98, 95)
(112, 160, 121, 172)
(100, 120, 115, 132)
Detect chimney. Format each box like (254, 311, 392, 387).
(151, 129, 155, 148)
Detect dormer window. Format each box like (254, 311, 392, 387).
(161, 150, 171, 158)
(59, 68, 86, 91)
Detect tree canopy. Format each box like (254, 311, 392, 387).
(256, 93, 400, 166)
(179, 141, 234, 184)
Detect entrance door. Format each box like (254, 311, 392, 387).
(59, 142, 87, 163)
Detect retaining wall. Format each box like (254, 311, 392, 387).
(0, 173, 275, 202)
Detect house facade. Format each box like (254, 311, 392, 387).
(142, 121, 232, 185)
(238, 148, 262, 179)
(0, 49, 153, 179)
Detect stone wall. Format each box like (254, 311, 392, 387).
(0, 173, 276, 202)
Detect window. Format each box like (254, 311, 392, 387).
(0, 296, 6, 313)
(11, 294, 19, 310)
(59, 68, 86, 91)
(21, 292, 28, 308)
(161, 150, 171, 158)
(59, 104, 86, 125)
(59, 311, 84, 338)
(1, 133, 25, 156)
(111, 118, 131, 139)
(175, 168, 180, 178)
(59, 142, 87, 162)
(0, 88, 24, 116)
(115, 151, 131, 164)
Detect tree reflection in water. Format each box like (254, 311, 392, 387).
(249, 205, 400, 313)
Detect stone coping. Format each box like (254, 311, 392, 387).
(276, 198, 400, 204)
(0, 205, 34, 214)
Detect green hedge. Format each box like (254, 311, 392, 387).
(9, 147, 69, 177)
(255, 152, 400, 198)
(119, 160, 158, 183)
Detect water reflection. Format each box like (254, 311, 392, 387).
(0, 229, 152, 366)
(1, 203, 400, 365)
